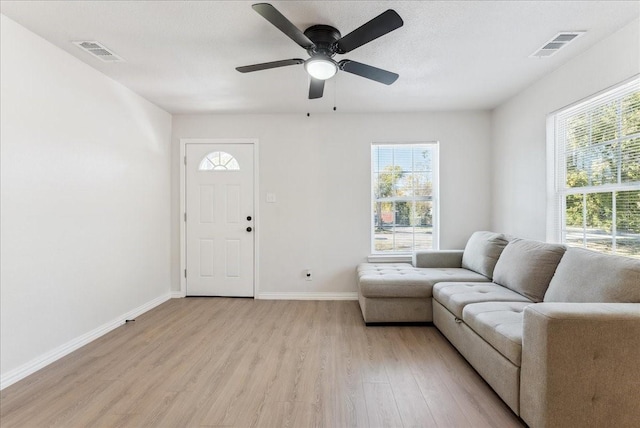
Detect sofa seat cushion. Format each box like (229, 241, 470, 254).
(433, 282, 531, 318)
(544, 247, 640, 303)
(463, 301, 532, 366)
(357, 263, 489, 298)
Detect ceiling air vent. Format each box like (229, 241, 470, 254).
(530, 32, 585, 58)
(72, 41, 123, 62)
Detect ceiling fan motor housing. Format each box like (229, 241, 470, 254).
(304, 25, 341, 57)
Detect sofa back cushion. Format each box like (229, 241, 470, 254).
(492, 239, 566, 302)
(461, 231, 510, 278)
(544, 247, 640, 302)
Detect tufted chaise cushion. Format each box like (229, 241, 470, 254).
(357, 263, 489, 299)
(433, 282, 531, 318)
(463, 301, 532, 366)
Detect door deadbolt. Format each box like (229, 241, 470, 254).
(247, 216, 252, 221)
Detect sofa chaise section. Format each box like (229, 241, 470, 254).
(357, 232, 510, 323)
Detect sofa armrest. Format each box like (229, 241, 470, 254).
(412, 250, 464, 268)
(521, 303, 640, 428)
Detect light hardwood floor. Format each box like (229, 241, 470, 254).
(1, 298, 524, 427)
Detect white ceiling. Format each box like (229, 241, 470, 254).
(1, 1, 638, 114)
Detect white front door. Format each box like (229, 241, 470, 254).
(185, 143, 254, 296)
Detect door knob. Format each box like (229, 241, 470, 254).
(246, 227, 252, 232)
(247, 216, 252, 221)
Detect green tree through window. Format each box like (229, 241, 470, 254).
(554, 79, 640, 258)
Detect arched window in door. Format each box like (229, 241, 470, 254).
(198, 151, 240, 171)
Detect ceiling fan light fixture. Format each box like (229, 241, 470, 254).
(304, 56, 338, 80)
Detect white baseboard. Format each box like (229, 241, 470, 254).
(170, 291, 185, 298)
(256, 292, 358, 300)
(0, 292, 172, 390)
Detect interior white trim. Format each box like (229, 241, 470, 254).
(257, 292, 358, 301)
(0, 293, 172, 390)
(179, 138, 260, 298)
(367, 254, 412, 263)
(546, 113, 558, 243)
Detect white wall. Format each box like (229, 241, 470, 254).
(491, 18, 640, 240)
(0, 16, 172, 383)
(171, 112, 492, 295)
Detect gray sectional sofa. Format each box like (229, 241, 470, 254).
(356, 231, 640, 428)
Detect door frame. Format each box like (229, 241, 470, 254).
(179, 138, 259, 297)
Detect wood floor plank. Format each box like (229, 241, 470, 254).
(390, 327, 473, 427)
(359, 326, 391, 384)
(363, 382, 404, 428)
(424, 328, 520, 427)
(1, 298, 524, 428)
(382, 328, 438, 427)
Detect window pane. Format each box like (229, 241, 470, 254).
(413, 147, 430, 171)
(413, 201, 432, 226)
(616, 190, 640, 258)
(392, 170, 405, 197)
(374, 146, 393, 173)
(395, 147, 412, 174)
(375, 167, 402, 198)
(621, 138, 640, 183)
(395, 201, 410, 227)
(589, 143, 617, 186)
(393, 224, 413, 252)
(393, 202, 413, 252)
(565, 153, 588, 188)
(413, 201, 433, 250)
(371, 143, 437, 253)
(590, 101, 618, 144)
(564, 194, 584, 248)
(374, 202, 394, 252)
(584, 192, 613, 254)
(399, 173, 414, 197)
(566, 144, 618, 187)
(413, 173, 433, 197)
(372, 173, 381, 199)
(622, 92, 640, 137)
(199, 158, 215, 171)
(566, 112, 589, 150)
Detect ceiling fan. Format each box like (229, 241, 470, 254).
(236, 3, 404, 99)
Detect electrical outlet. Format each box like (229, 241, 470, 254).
(305, 270, 312, 281)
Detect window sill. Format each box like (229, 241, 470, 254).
(367, 254, 412, 263)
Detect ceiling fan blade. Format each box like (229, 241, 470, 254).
(339, 60, 399, 85)
(236, 58, 304, 73)
(335, 10, 403, 54)
(252, 3, 315, 50)
(309, 78, 325, 99)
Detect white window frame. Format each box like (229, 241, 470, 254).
(547, 75, 640, 257)
(370, 141, 440, 257)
